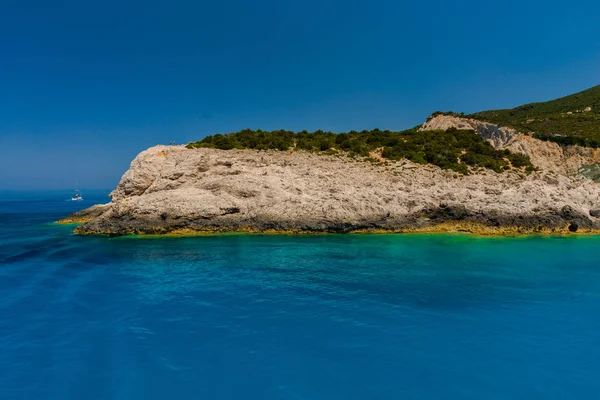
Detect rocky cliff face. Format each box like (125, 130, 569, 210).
(422, 114, 600, 176)
(420, 114, 518, 148)
(60, 134, 600, 235)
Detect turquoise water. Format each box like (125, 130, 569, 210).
(2, 192, 600, 399)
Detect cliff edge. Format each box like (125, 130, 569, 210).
(58, 116, 600, 235)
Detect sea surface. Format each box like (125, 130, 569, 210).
(1, 191, 600, 399)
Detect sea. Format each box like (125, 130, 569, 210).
(1, 190, 600, 399)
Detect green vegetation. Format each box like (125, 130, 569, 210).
(532, 133, 600, 148)
(469, 85, 600, 146)
(187, 127, 533, 174)
(578, 163, 600, 182)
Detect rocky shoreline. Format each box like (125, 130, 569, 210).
(61, 205, 600, 236)
(58, 116, 600, 236)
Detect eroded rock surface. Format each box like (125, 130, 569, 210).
(63, 140, 600, 235)
(420, 114, 518, 147)
(57, 203, 111, 224)
(422, 114, 600, 176)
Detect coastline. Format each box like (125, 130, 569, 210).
(56, 219, 600, 237)
(55, 126, 600, 238)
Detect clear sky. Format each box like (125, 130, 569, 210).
(1, 0, 599, 190)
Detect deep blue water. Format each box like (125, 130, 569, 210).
(1, 191, 600, 399)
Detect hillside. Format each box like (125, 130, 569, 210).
(187, 128, 534, 174)
(187, 86, 600, 159)
(57, 86, 600, 236)
(469, 85, 600, 145)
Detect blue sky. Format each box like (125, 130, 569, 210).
(1, 0, 599, 190)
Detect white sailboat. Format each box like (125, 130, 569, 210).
(71, 183, 83, 201)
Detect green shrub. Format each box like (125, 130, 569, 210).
(507, 153, 532, 168)
(186, 128, 533, 174)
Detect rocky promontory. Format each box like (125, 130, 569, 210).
(58, 115, 600, 236)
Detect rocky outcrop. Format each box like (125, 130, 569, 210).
(421, 114, 600, 176)
(59, 142, 600, 236)
(56, 203, 111, 224)
(420, 114, 518, 147)
(579, 163, 600, 182)
(508, 137, 600, 176)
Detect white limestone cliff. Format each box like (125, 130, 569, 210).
(61, 130, 600, 235)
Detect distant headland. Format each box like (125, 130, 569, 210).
(58, 85, 600, 236)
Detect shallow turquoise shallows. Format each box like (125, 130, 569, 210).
(2, 191, 600, 399)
